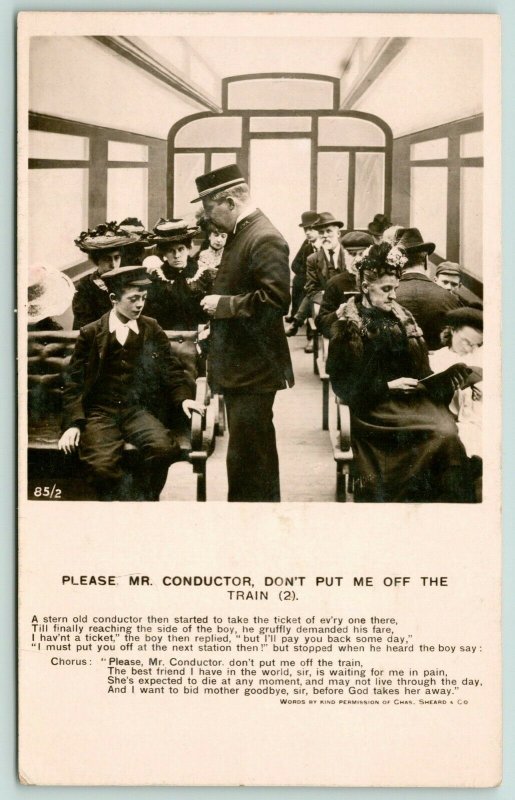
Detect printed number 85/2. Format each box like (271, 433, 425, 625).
(33, 485, 62, 499)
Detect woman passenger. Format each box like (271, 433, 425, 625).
(326, 242, 473, 502)
(196, 217, 227, 271)
(430, 308, 483, 493)
(73, 222, 140, 329)
(144, 218, 208, 331)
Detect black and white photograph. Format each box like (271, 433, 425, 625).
(16, 12, 502, 788)
(23, 21, 489, 503)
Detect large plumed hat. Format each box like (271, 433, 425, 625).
(28, 265, 75, 323)
(192, 163, 247, 203)
(119, 218, 152, 244)
(395, 227, 435, 255)
(445, 307, 483, 332)
(74, 221, 140, 254)
(312, 212, 344, 229)
(148, 218, 200, 246)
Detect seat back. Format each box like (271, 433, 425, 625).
(28, 332, 78, 427)
(165, 329, 199, 385)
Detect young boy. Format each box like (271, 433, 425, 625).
(58, 266, 202, 500)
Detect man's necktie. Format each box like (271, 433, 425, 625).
(328, 250, 336, 270)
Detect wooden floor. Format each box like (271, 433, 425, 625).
(161, 328, 338, 502)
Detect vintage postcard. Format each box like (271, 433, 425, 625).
(17, 11, 501, 786)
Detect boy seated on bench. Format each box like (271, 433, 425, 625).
(58, 266, 203, 501)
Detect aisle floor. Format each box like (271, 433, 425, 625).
(161, 329, 337, 502)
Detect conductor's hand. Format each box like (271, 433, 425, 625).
(182, 399, 205, 419)
(58, 427, 81, 454)
(448, 362, 471, 391)
(387, 377, 419, 392)
(199, 266, 218, 280)
(200, 295, 221, 316)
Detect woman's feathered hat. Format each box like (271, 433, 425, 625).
(74, 221, 140, 254)
(148, 218, 200, 246)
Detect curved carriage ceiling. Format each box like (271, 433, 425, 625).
(90, 35, 406, 136)
(32, 36, 482, 140)
(127, 34, 481, 131)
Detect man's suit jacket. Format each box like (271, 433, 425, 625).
(304, 245, 346, 304)
(291, 239, 316, 281)
(62, 313, 194, 430)
(209, 209, 294, 392)
(395, 273, 460, 351)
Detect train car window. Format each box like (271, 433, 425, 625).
(108, 141, 148, 162)
(175, 117, 242, 148)
(249, 116, 312, 133)
(107, 168, 149, 228)
(410, 137, 448, 161)
(29, 168, 89, 269)
(318, 116, 385, 147)
(173, 152, 206, 217)
(460, 167, 483, 278)
(210, 152, 238, 170)
(354, 152, 385, 229)
(29, 130, 89, 160)
(250, 138, 312, 250)
(227, 78, 334, 110)
(461, 131, 483, 158)
(410, 166, 448, 256)
(317, 152, 350, 226)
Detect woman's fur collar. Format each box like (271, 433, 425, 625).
(335, 295, 423, 339)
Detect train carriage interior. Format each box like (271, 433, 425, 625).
(26, 34, 485, 501)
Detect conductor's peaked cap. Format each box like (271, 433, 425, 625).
(192, 164, 247, 203)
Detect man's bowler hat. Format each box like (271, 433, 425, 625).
(395, 228, 435, 255)
(312, 212, 344, 229)
(192, 164, 247, 203)
(368, 213, 391, 236)
(299, 211, 320, 228)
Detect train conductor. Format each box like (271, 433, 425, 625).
(192, 164, 294, 502)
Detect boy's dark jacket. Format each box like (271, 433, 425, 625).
(62, 313, 194, 431)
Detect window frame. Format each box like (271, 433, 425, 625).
(168, 73, 393, 231)
(392, 114, 483, 297)
(28, 112, 167, 277)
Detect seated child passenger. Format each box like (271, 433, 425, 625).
(58, 265, 202, 501)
